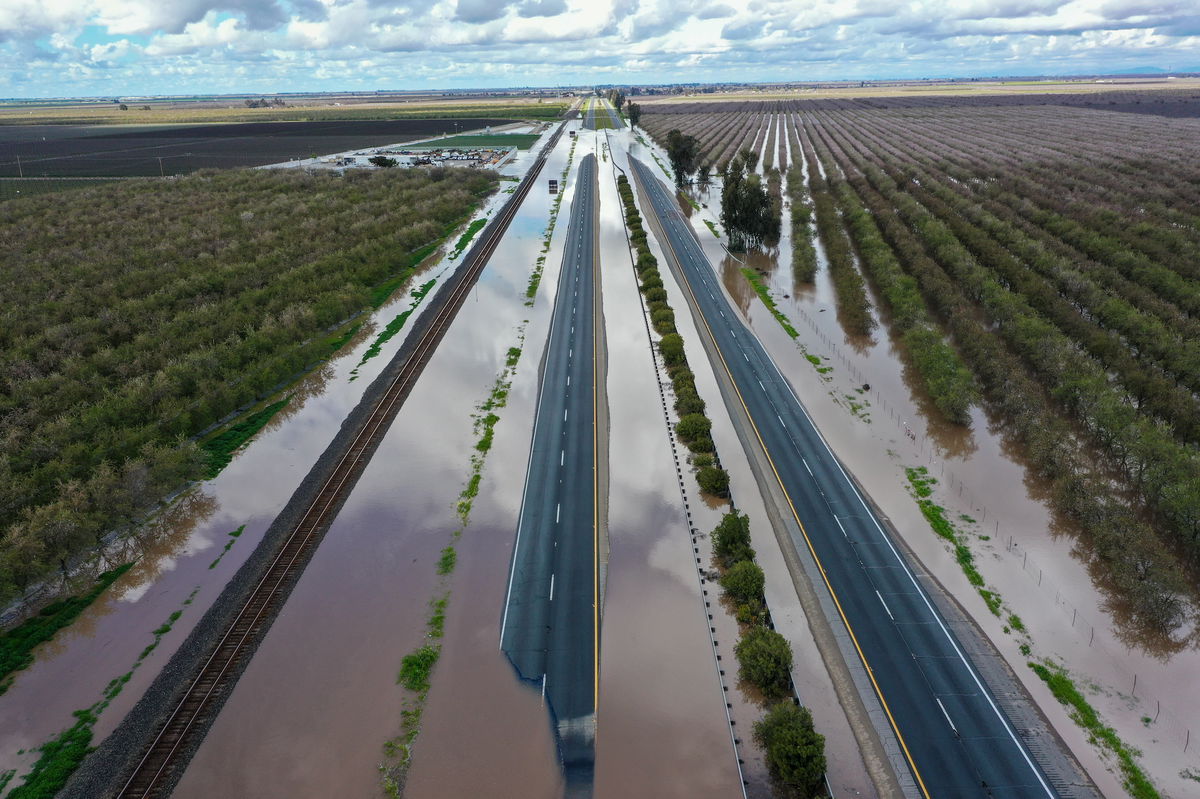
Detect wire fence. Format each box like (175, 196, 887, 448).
(784, 299, 1197, 758)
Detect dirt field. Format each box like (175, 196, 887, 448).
(0, 119, 527, 177)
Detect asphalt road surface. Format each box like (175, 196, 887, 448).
(630, 158, 1061, 799)
(502, 153, 600, 789)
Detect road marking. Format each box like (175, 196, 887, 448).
(632, 160, 934, 799)
(759, 380, 765, 392)
(834, 516, 848, 538)
(876, 590, 895, 621)
(549, 573, 555, 602)
(935, 697, 959, 737)
(564, 408, 568, 421)
(556, 503, 561, 523)
(561, 450, 565, 466)
(743, 352, 749, 361)
(778, 414, 786, 429)
(567, 375, 570, 386)
(802, 457, 813, 476)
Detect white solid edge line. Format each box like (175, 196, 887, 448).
(641, 156, 1054, 799)
(876, 589, 895, 621)
(500, 149, 592, 646)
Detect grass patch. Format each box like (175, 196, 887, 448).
(1030, 660, 1159, 799)
(450, 218, 487, 260)
(397, 644, 440, 694)
(5, 586, 199, 798)
(324, 323, 362, 356)
(367, 241, 442, 308)
(412, 133, 540, 150)
(436, 546, 457, 576)
(207, 524, 247, 570)
(0, 564, 133, 695)
(905, 466, 985, 588)
(201, 398, 290, 478)
(741, 267, 799, 339)
(351, 279, 438, 378)
(704, 219, 721, 238)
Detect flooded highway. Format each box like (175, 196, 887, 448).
(628, 123, 1200, 797)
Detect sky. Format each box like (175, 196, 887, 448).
(1, 0, 1198, 98)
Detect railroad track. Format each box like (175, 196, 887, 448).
(114, 122, 567, 799)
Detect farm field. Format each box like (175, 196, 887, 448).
(640, 96, 1200, 796)
(639, 78, 1200, 108)
(0, 119, 534, 178)
(411, 133, 541, 149)
(0, 166, 498, 601)
(0, 98, 570, 127)
(641, 98, 1200, 638)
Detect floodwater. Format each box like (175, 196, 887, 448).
(0, 125, 557, 793)
(591, 140, 745, 798)
(632, 121, 1200, 797)
(621, 134, 880, 799)
(173, 126, 578, 798)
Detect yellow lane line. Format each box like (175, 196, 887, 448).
(641, 169, 933, 799)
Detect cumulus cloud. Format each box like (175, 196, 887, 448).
(2, 0, 1199, 96)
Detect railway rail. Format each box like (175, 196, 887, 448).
(111, 121, 567, 799)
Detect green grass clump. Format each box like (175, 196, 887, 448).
(202, 398, 290, 478)
(1030, 661, 1159, 799)
(324, 323, 361, 355)
(208, 524, 247, 570)
(6, 710, 96, 799)
(905, 467, 986, 589)
(436, 547, 457, 576)
(397, 644, 441, 694)
(450, 218, 487, 259)
(0, 564, 133, 695)
(741, 267, 799, 339)
(353, 278, 438, 376)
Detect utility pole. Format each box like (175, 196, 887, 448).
(157, 156, 164, 177)
(15, 154, 22, 178)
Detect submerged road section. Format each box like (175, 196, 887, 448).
(502, 153, 601, 790)
(630, 159, 1061, 799)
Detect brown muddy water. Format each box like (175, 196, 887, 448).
(173, 127, 580, 799)
(0, 126, 562, 795)
(632, 127, 1200, 797)
(591, 142, 744, 799)
(404, 132, 746, 799)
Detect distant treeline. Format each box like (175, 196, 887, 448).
(0, 167, 496, 600)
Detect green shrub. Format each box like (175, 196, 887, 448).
(721, 560, 765, 604)
(675, 413, 712, 443)
(674, 388, 706, 416)
(712, 511, 753, 565)
(636, 252, 658, 272)
(753, 702, 826, 799)
(643, 287, 668, 303)
(651, 308, 675, 331)
(691, 453, 715, 468)
(670, 368, 695, 392)
(640, 273, 664, 293)
(688, 436, 716, 454)
(735, 626, 793, 699)
(659, 333, 686, 366)
(647, 300, 671, 316)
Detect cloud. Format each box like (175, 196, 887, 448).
(721, 18, 765, 40)
(519, 0, 567, 17)
(455, 0, 512, 23)
(3, 0, 1200, 96)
